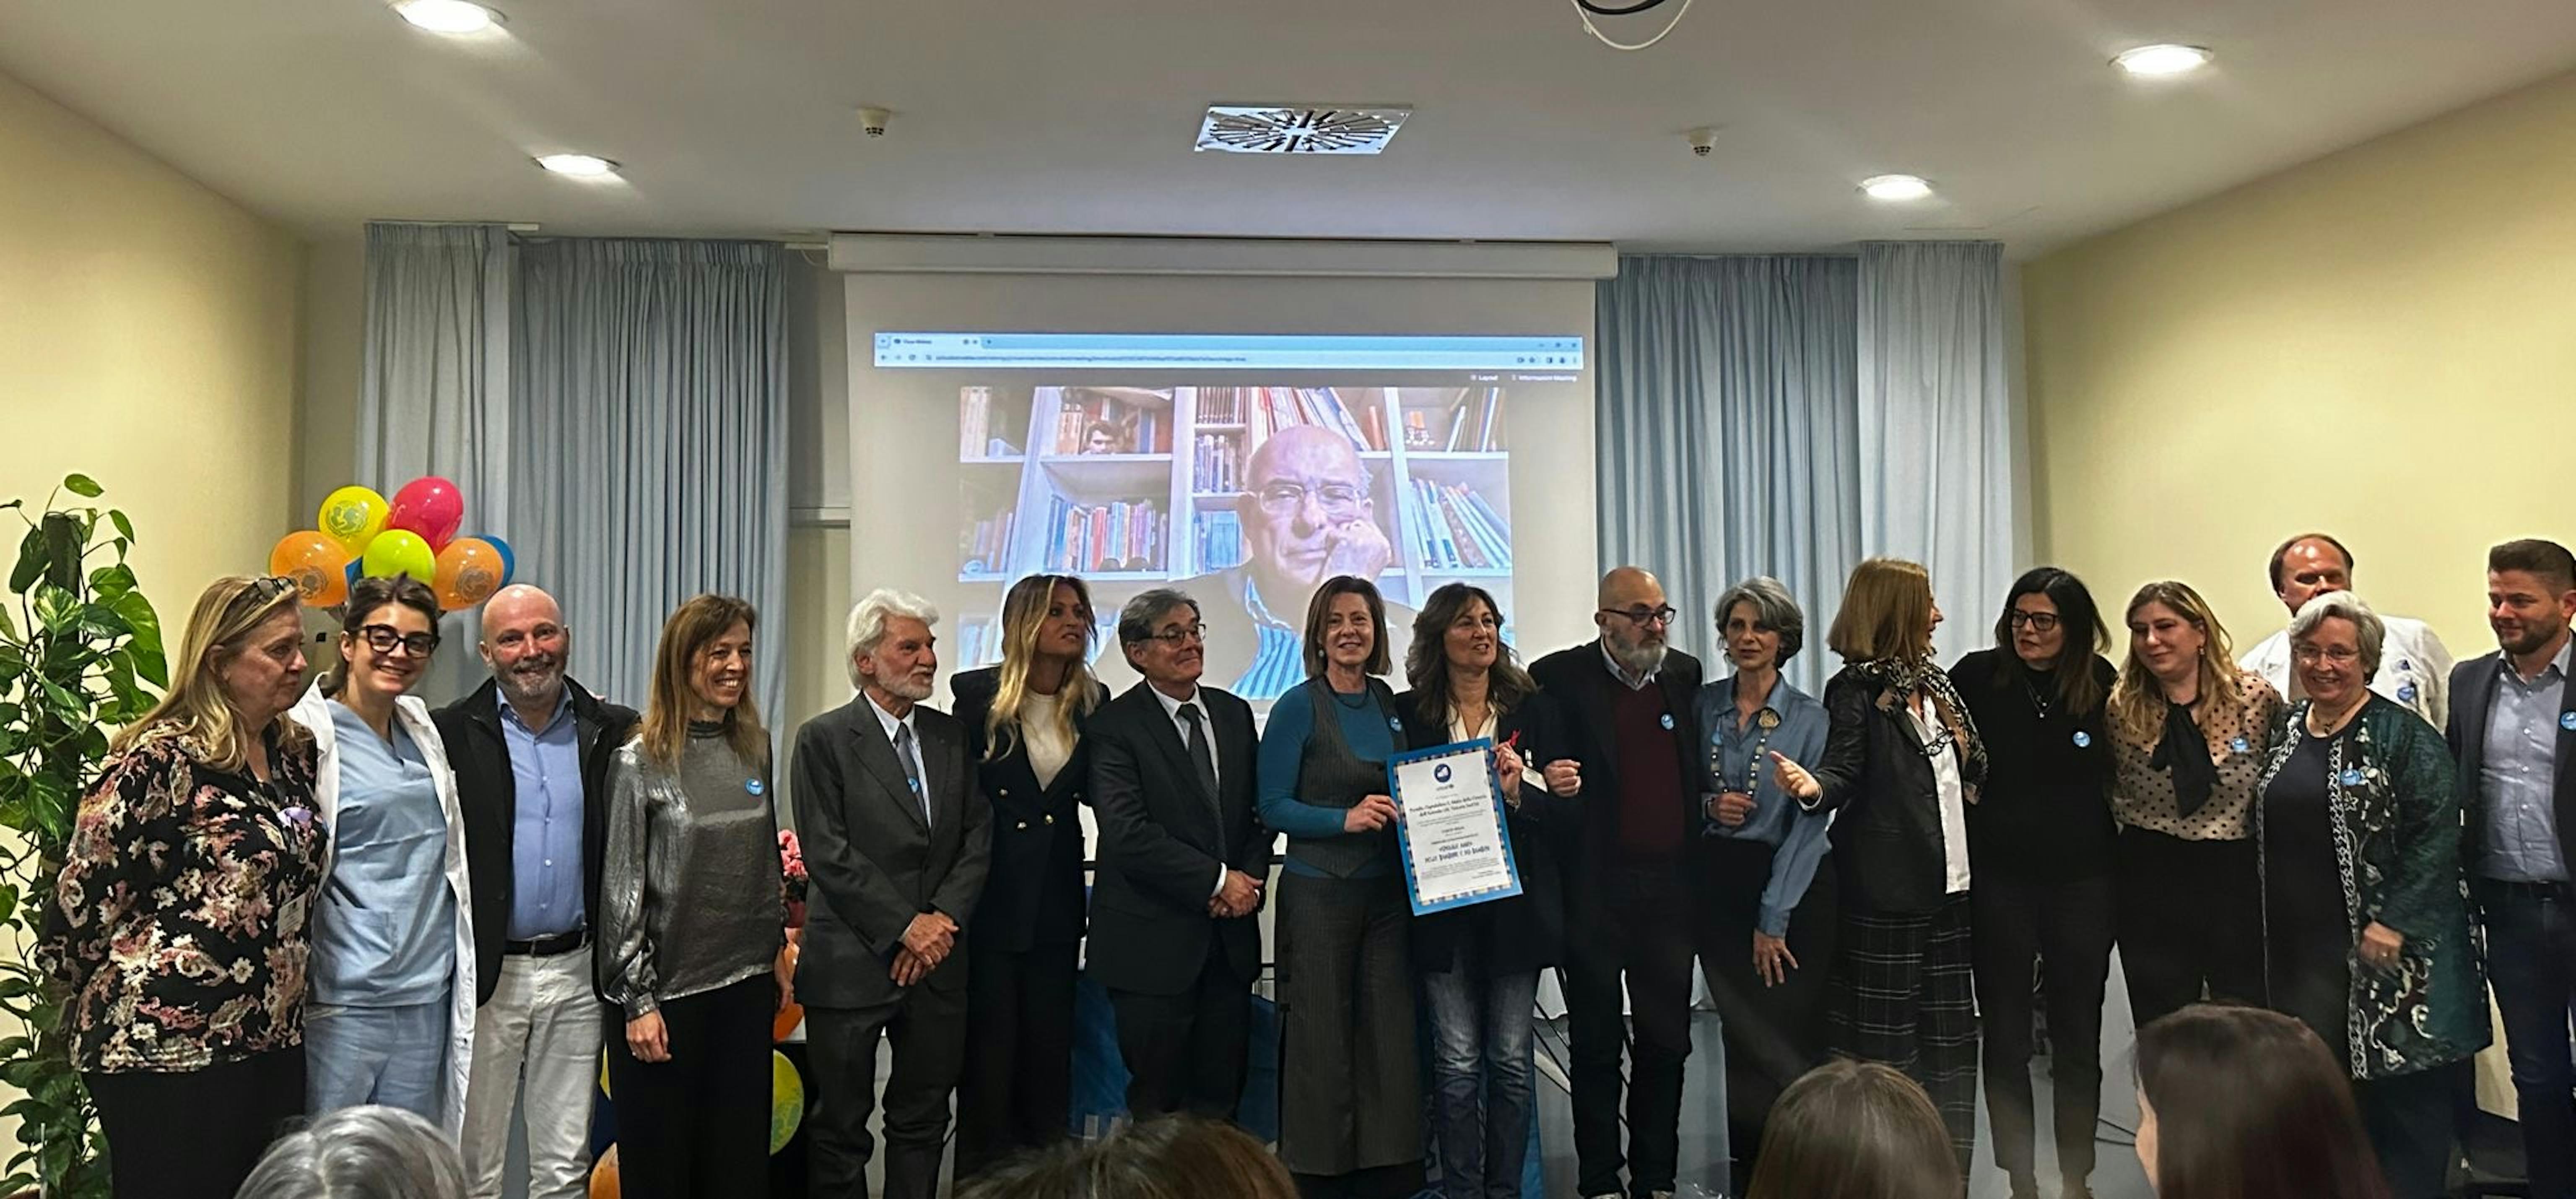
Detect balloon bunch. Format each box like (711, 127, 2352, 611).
(269, 476, 515, 611)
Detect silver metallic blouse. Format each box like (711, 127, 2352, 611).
(597, 724, 784, 1018)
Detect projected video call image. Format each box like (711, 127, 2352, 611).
(954, 383, 1516, 700)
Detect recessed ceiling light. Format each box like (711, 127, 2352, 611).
(1860, 174, 1933, 202)
(393, 0, 502, 34)
(2114, 44, 2213, 77)
(534, 153, 618, 178)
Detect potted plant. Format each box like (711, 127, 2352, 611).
(0, 474, 163, 1199)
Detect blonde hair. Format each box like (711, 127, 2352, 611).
(1826, 557, 1936, 663)
(636, 594, 768, 770)
(2111, 580, 2249, 746)
(984, 575, 1101, 763)
(113, 575, 309, 772)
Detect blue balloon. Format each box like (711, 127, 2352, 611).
(472, 533, 516, 588)
(343, 556, 362, 595)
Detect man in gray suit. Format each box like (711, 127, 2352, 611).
(790, 588, 993, 1199)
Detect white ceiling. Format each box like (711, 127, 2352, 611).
(5, 0, 2575, 254)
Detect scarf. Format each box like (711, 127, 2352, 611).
(1851, 655, 1989, 794)
(2145, 698, 2218, 817)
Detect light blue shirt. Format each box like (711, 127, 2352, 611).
(1695, 674, 1834, 938)
(314, 703, 456, 1007)
(2480, 636, 2572, 882)
(500, 688, 585, 940)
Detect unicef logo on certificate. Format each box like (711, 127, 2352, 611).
(1433, 763, 1453, 784)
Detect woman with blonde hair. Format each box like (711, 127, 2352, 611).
(39, 575, 325, 1199)
(1771, 557, 1986, 1176)
(948, 573, 1110, 1178)
(599, 594, 788, 1199)
(2107, 582, 2282, 1028)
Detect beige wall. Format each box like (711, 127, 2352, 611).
(0, 67, 302, 598)
(2023, 70, 2576, 653)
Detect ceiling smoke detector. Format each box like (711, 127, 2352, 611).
(1195, 105, 1412, 155)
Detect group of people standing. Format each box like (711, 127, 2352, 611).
(35, 527, 2576, 1199)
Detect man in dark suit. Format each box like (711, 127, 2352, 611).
(431, 585, 639, 1199)
(1085, 587, 1272, 1119)
(1527, 566, 1706, 1199)
(790, 588, 993, 1199)
(2446, 538, 2576, 1199)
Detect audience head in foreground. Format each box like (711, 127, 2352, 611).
(235, 1104, 467, 1199)
(2133, 1004, 2390, 1199)
(954, 1116, 1296, 1199)
(1743, 1059, 1962, 1199)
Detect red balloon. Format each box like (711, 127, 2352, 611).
(385, 476, 467, 551)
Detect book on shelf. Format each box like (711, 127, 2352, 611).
(1193, 432, 1241, 494)
(1234, 387, 1387, 452)
(1042, 496, 1168, 574)
(1051, 388, 1173, 455)
(961, 506, 1015, 576)
(1195, 387, 1244, 425)
(1196, 510, 1245, 571)
(1440, 387, 1507, 453)
(958, 387, 1024, 459)
(1407, 479, 1514, 571)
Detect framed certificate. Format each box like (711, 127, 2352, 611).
(1387, 738, 1523, 916)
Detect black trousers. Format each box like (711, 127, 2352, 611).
(1109, 946, 1253, 1121)
(805, 977, 970, 1199)
(953, 937, 1079, 1181)
(2114, 827, 2263, 1027)
(1690, 838, 1838, 1186)
(88, 1046, 305, 1199)
(1971, 871, 2115, 1186)
(1561, 861, 1697, 1199)
(2357, 1060, 2472, 1199)
(605, 975, 774, 1199)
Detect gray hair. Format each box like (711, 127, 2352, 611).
(236, 1105, 467, 1199)
(1118, 588, 1202, 645)
(1713, 576, 1806, 667)
(846, 588, 940, 687)
(2288, 589, 2384, 683)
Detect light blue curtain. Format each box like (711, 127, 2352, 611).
(509, 239, 791, 725)
(1856, 241, 2015, 666)
(1595, 255, 1862, 695)
(356, 221, 514, 704)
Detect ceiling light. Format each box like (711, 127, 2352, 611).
(2114, 44, 2213, 76)
(1860, 174, 1933, 202)
(393, 0, 501, 34)
(534, 153, 618, 178)
(1195, 106, 1412, 155)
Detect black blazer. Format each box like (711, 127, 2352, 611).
(2446, 650, 2576, 884)
(1084, 681, 1271, 996)
(1525, 640, 1706, 883)
(950, 667, 1109, 952)
(1392, 687, 1576, 976)
(1806, 665, 1975, 915)
(788, 695, 994, 1008)
(431, 677, 639, 1007)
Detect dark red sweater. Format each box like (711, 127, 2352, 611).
(1611, 681, 1686, 861)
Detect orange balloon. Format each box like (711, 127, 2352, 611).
(773, 942, 803, 1043)
(432, 537, 506, 611)
(588, 1144, 619, 1199)
(269, 531, 351, 608)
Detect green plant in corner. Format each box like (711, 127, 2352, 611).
(0, 474, 162, 1199)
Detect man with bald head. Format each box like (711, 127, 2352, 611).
(1178, 424, 1412, 700)
(2239, 532, 2454, 727)
(432, 585, 640, 1199)
(1528, 567, 1708, 1199)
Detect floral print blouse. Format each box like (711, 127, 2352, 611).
(37, 726, 328, 1073)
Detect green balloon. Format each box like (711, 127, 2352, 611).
(361, 529, 436, 583)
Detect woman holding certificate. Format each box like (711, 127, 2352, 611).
(1395, 582, 1560, 1199)
(1256, 575, 1425, 1197)
(1688, 576, 1835, 1189)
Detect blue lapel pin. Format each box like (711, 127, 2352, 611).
(2072, 731, 2091, 748)
(2560, 711, 2576, 732)
(2230, 736, 2249, 754)
(2338, 768, 2364, 787)
(747, 779, 765, 796)
(1659, 713, 1675, 731)
(2398, 683, 2418, 702)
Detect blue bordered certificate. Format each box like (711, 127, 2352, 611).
(1387, 738, 1523, 916)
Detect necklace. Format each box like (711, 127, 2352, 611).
(2021, 671, 2053, 721)
(1714, 706, 1781, 795)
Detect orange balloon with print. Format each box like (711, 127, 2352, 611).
(433, 537, 506, 611)
(269, 531, 351, 608)
(587, 1144, 619, 1199)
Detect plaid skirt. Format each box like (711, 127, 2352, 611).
(1827, 892, 1980, 1176)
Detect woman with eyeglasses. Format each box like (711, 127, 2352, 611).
(39, 576, 325, 1199)
(289, 575, 478, 1131)
(1948, 568, 2118, 1199)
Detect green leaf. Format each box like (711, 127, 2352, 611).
(106, 511, 132, 545)
(59, 476, 101, 499)
(87, 563, 135, 598)
(8, 526, 42, 595)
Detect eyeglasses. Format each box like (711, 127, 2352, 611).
(2291, 644, 2361, 665)
(1254, 482, 1366, 517)
(355, 624, 441, 658)
(2007, 611, 2061, 632)
(224, 575, 297, 621)
(1143, 623, 1210, 647)
(1600, 606, 1678, 628)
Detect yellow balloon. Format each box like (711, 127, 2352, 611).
(770, 1051, 804, 1154)
(361, 529, 436, 584)
(317, 486, 390, 555)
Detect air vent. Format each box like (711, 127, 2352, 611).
(1195, 105, 1412, 155)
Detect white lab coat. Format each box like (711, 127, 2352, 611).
(289, 683, 479, 1136)
(2239, 613, 2455, 731)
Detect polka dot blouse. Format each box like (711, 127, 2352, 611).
(2109, 670, 2286, 842)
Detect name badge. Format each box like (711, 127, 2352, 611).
(2072, 731, 2091, 749)
(2230, 736, 2249, 754)
(1660, 713, 1675, 731)
(746, 779, 765, 796)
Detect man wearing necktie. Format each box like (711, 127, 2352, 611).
(1086, 588, 1274, 1120)
(789, 589, 992, 1199)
